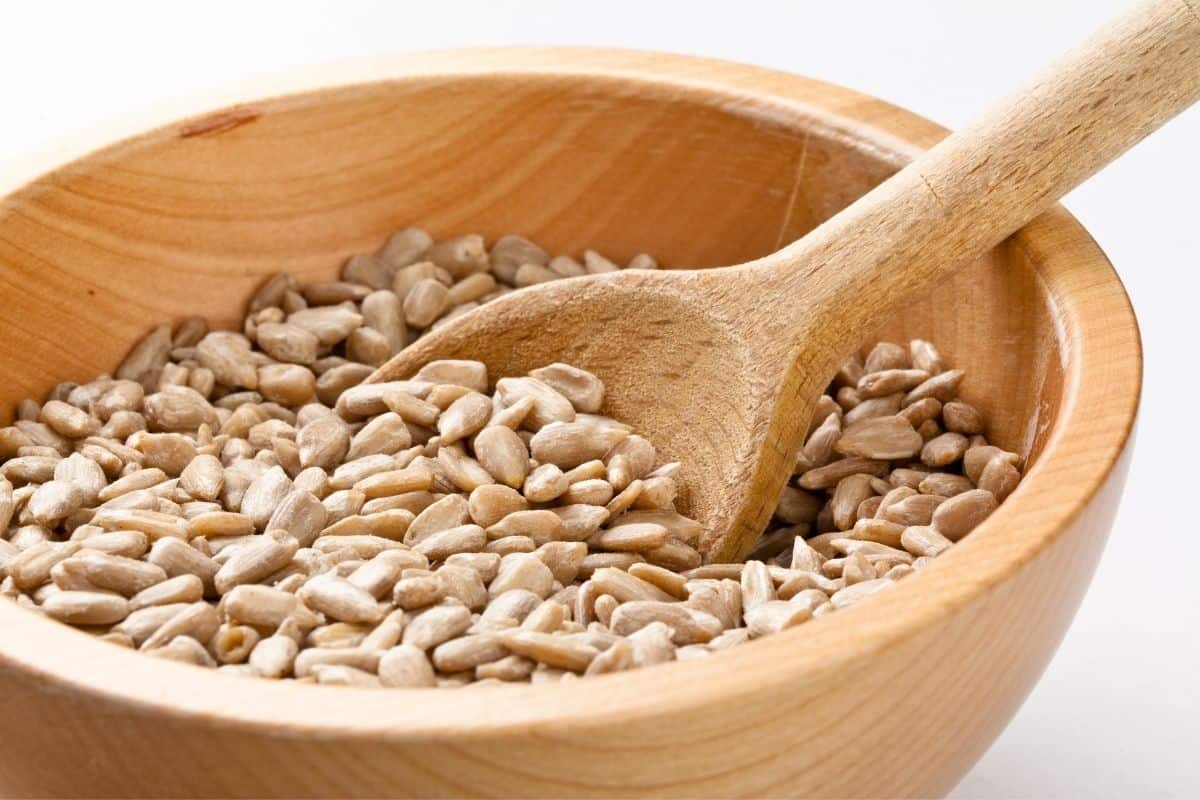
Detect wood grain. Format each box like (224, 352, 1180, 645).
(0, 47, 1141, 798)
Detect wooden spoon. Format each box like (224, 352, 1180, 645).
(374, 0, 1200, 562)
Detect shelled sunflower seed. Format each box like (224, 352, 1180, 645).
(0, 228, 1023, 686)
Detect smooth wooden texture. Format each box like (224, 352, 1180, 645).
(372, 0, 1198, 561)
(0, 47, 1141, 798)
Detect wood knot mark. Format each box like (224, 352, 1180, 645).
(179, 108, 261, 138)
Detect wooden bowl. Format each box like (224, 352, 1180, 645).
(0, 49, 1139, 798)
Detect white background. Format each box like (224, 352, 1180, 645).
(2, 2, 1197, 797)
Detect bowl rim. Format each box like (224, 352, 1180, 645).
(0, 46, 1142, 738)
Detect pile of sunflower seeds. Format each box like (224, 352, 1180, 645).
(0, 228, 1022, 687)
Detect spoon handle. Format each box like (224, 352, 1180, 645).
(762, 0, 1200, 339)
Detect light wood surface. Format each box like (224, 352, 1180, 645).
(374, 0, 1199, 561)
(0, 42, 1142, 799)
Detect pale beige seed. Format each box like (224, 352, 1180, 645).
(223, 584, 320, 630)
(776, 570, 839, 598)
(843, 395, 902, 427)
(249, 633, 300, 678)
(978, 457, 1022, 501)
(918, 472, 975, 497)
(26, 480, 84, 527)
(523, 463, 569, 503)
(312, 533, 403, 559)
(789, 537, 825, 572)
(740, 560, 777, 611)
(286, 306, 363, 347)
(828, 474, 876, 531)
(842, 551, 875, 585)
(140, 601, 220, 652)
(413, 524, 487, 561)
(345, 414, 411, 462)
(900, 525, 954, 557)
(360, 609, 407, 651)
(544, 504, 606, 543)
(258, 491, 326, 550)
(130, 432, 195, 476)
(431, 634, 508, 673)
(377, 644, 437, 688)
(529, 421, 626, 471)
(63, 550, 167, 597)
(402, 278, 450, 327)
(610, 601, 723, 645)
(436, 446, 495, 492)
(526, 363, 604, 413)
(436, 391, 493, 445)
(213, 534, 298, 594)
(298, 574, 384, 624)
(899, 397, 943, 429)
(482, 589, 542, 627)
(476, 654, 536, 682)
(797, 457, 889, 491)
(904, 369, 964, 406)
(188, 510, 254, 539)
(494, 377, 575, 430)
(467, 484, 529, 528)
(426, 234, 487, 278)
(128, 573, 204, 611)
(864, 341, 909, 373)
(533, 541, 587, 585)
(561, 479, 613, 507)
(745, 599, 815, 637)
(931, 488, 999, 541)
(78, 530, 150, 559)
(942, 401, 984, 434)
(296, 417, 350, 472)
(142, 386, 216, 433)
(179, 454, 224, 501)
(881, 494, 947, 527)
(196, 332, 258, 390)
(39, 400, 99, 439)
(835, 415, 923, 461)
(377, 226, 432, 271)
(497, 629, 598, 672)
(487, 536, 536, 556)
(857, 368, 930, 399)
(921, 432, 969, 468)
(53, 452, 106, 504)
(473, 426, 529, 489)
(848, 518, 906, 548)
(392, 574, 446, 609)
(437, 563, 488, 610)
(562, 460, 606, 483)
(212, 623, 261, 665)
(963, 445, 1020, 483)
(588, 566, 673, 603)
(489, 553, 555, 599)
(586, 523, 668, 553)
(513, 263, 558, 286)
(254, 322, 320, 365)
(402, 602, 472, 650)
(117, 324, 173, 380)
(239, 466, 293, 530)
(7, 541, 82, 591)
(521, 598, 568, 633)
(349, 550, 422, 599)
(406, 494, 470, 543)
(43, 590, 130, 625)
(147, 538, 218, 594)
(147, 635, 216, 667)
(256, 364, 317, 407)
(830, 578, 895, 609)
(354, 466, 433, 500)
(445, 552, 501, 583)
(293, 646, 381, 679)
(485, 510, 563, 544)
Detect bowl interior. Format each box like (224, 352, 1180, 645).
(0, 72, 1063, 463)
